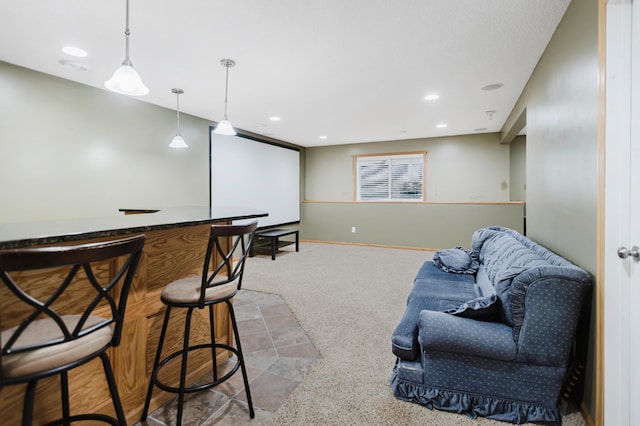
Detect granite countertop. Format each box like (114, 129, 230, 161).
(0, 206, 267, 249)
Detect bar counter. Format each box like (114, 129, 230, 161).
(0, 205, 267, 249)
(0, 206, 267, 424)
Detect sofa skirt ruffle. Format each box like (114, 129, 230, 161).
(390, 366, 560, 425)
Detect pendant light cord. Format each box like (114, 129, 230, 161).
(223, 64, 230, 120)
(176, 93, 181, 134)
(123, 0, 132, 66)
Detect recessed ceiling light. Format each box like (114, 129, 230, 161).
(62, 46, 88, 57)
(475, 127, 488, 132)
(319, 135, 328, 139)
(269, 116, 281, 121)
(59, 60, 88, 71)
(481, 83, 504, 91)
(424, 94, 440, 101)
(436, 124, 447, 128)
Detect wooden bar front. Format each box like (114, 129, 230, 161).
(0, 223, 233, 425)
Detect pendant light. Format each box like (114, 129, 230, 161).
(213, 59, 237, 136)
(105, 0, 149, 96)
(169, 88, 188, 148)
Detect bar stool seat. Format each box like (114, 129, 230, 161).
(1, 315, 112, 379)
(141, 221, 258, 426)
(161, 276, 237, 305)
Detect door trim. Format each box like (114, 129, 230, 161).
(596, 2, 606, 426)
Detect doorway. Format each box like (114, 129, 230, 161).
(602, 1, 640, 425)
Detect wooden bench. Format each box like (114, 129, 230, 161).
(250, 228, 299, 260)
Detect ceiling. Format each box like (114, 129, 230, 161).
(0, 0, 570, 147)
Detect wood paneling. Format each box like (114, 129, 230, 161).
(0, 223, 232, 425)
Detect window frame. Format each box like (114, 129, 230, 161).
(354, 151, 427, 202)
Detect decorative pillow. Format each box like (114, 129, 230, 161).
(432, 246, 479, 275)
(445, 294, 499, 322)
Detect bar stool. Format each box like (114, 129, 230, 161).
(141, 222, 257, 425)
(0, 234, 145, 426)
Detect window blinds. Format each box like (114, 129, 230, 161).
(357, 153, 424, 201)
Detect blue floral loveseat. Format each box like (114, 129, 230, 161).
(390, 226, 591, 424)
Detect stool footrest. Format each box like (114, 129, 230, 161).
(43, 413, 120, 426)
(152, 343, 241, 394)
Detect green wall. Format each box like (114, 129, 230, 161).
(302, 202, 524, 249)
(306, 133, 510, 202)
(0, 61, 299, 224)
(302, 132, 524, 248)
(509, 135, 526, 202)
(502, 0, 599, 418)
(0, 61, 212, 223)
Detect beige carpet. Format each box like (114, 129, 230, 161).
(243, 242, 587, 426)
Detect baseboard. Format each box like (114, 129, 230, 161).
(300, 239, 438, 252)
(581, 402, 595, 426)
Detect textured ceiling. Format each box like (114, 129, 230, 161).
(0, 0, 570, 147)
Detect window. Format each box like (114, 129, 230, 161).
(355, 152, 426, 201)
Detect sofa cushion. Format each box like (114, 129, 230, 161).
(445, 294, 499, 322)
(432, 247, 479, 275)
(392, 262, 479, 360)
(474, 265, 494, 297)
(414, 260, 476, 284)
(411, 262, 479, 302)
(410, 278, 480, 303)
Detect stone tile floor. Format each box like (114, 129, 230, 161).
(137, 290, 320, 426)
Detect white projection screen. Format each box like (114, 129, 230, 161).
(210, 130, 300, 229)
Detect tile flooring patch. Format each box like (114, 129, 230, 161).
(137, 290, 319, 426)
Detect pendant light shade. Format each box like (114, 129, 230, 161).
(169, 135, 188, 149)
(213, 59, 237, 136)
(105, 0, 149, 96)
(105, 63, 148, 96)
(169, 88, 188, 148)
(213, 119, 236, 136)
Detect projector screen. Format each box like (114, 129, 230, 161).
(210, 130, 300, 229)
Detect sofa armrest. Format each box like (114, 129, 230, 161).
(418, 310, 517, 361)
(514, 276, 590, 366)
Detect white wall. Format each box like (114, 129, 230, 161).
(0, 62, 212, 223)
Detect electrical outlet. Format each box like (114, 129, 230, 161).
(351, 227, 356, 233)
